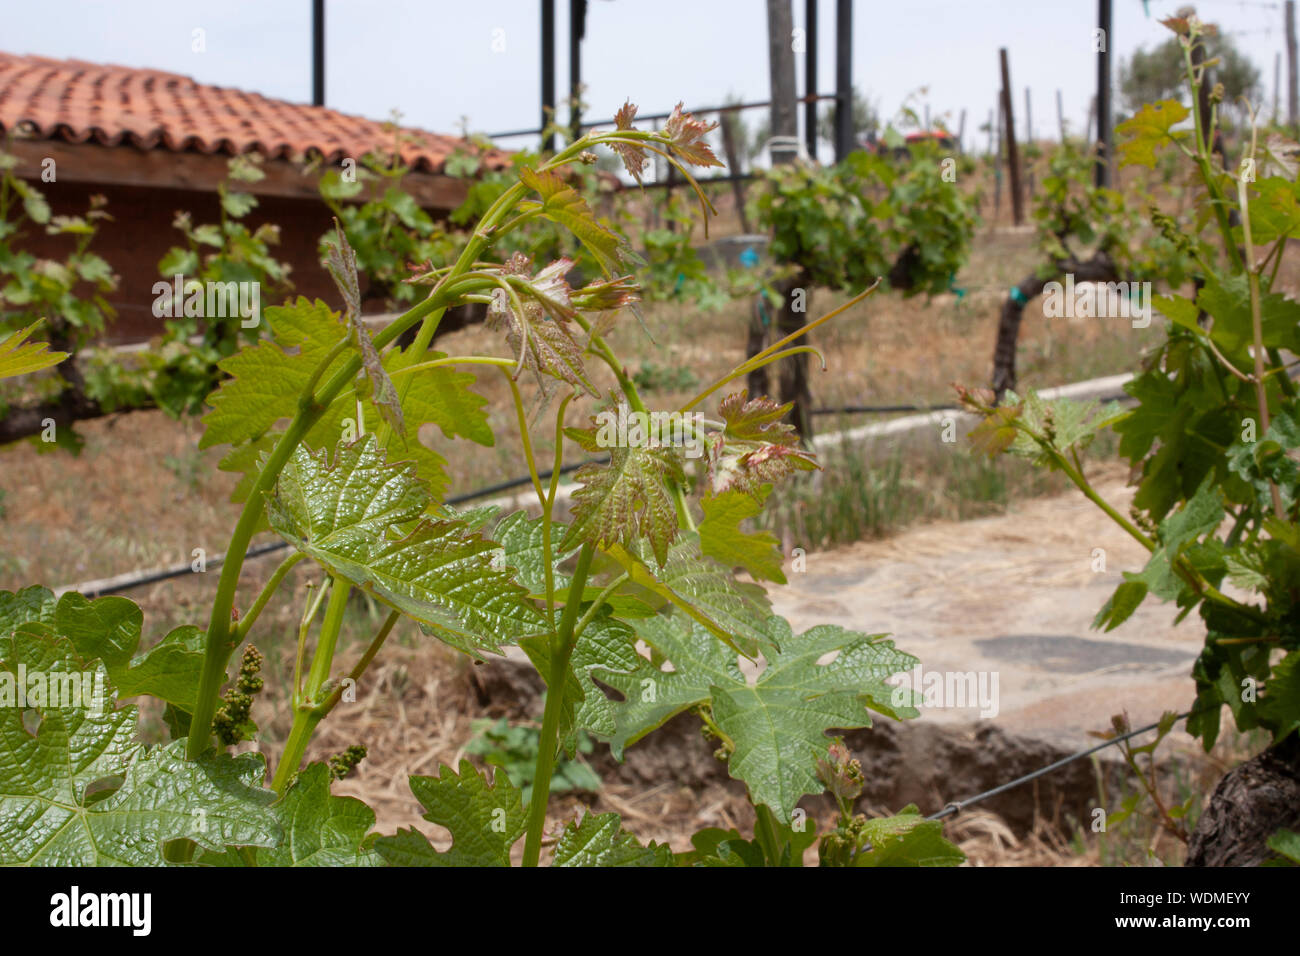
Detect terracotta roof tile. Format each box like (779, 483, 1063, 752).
(0, 51, 507, 174)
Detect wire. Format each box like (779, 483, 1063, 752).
(62, 456, 607, 599)
(926, 706, 1209, 821)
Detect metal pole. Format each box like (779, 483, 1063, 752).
(569, 0, 586, 143)
(804, 0, 818, 160)
(1095, 0, 1112, 188)
(312, 0, 324, 107)
(835, 0, 853, 160)
(541, 0, 556, 151)
(1000, 48, 1023, 225)
(768, 0, 798, 165)
(1289, 0, 1298, 132)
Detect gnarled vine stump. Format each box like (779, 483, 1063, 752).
(1186, 734, 1300, 867)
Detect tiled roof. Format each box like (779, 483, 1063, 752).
(0, 51, 507, 174)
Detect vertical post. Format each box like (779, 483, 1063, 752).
(1057, 89, 1066, 142)
(312, 0, 325, 107)
(1288, 0, 1298, 132)
(541, 0, 556, 151)
(1025, 87, 1035, 199)
(569, 0, 586, 142)
(957, 108, 966, 153)
(994, 98, 1003, 216)
(1275, 51, 1282, 125)
(804, 0, 818, 161)
(835, 0, 853, 161)
(925, 103, 931, 131)
(769, 0, 799, 164)
(720, 110, 753, 233)
(1095, 0, 1112, 188)
(1000, 48, 1023, 225)
(769, 0, 812, 439)
(1191, 31, 1213, 154)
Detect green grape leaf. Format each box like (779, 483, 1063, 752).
(201, 297, 352, 451)
(267, 436, 546, 656)
(521, 614, 642, 746)
(561, 414, 686, 566)
(1126, 478, 1225, 602)
(596, 613, 918, 823)
(681, 827, 766, 867)
(850, 806, 964, 867)
(203, 297, 491, 504)
(1116, 99, 1190, 168)
(0, 629, 278, 865)
(1267, 828, 1300, 865)
(0, 322, 67, 381)
(551, 811, 673, 867)
(491, 511, 651, 620)
(0, 586, 58, 636)
(1260, 650, 1300, 742)
(699, 486, 787, 584)
(1246, 177, 1300, 244)
(1092, 579, 1150, 632)
(375, 760, 525, 866)
(221, 190, 257, 219)
(258, 763, 382, 866)
(1197, 275, 1300, 358)
(1, 589, 207, 714)
(519, 166, 625, 275)
(492, 510, 581, 596)
(605, 531, 773, 656)
(1003, 390, 1126, 465)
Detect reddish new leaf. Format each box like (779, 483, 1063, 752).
(706, 391, 818, 496)
(611, 101, 649, 185)
(662, 103, 723, 169)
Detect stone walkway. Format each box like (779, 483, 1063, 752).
(768, 474, 1208, 752)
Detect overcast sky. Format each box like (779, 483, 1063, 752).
(2, 0, 1292, 154)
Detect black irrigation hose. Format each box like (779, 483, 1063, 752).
(70, 386, 1145, 597)
(926, 707, 1209, 822)
(71, 456, 608, 599)
(813, 390, 1137, 418)
(813, 404, 960, 415)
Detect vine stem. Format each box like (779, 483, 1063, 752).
(522, 541, 595, 867)
(1234, 122, 1286, 521)
(754, 803, 786, 865)
(233, 552, 304, 643)
(680, 282, 880, 413)
(570, 313, 695, 527)
(186, 275, 492, 760)
(572, 572, 628, 640)
(271, 571, 350, 792)
(544, 392, 577, 628)
(1044, 443, 1263, 621)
